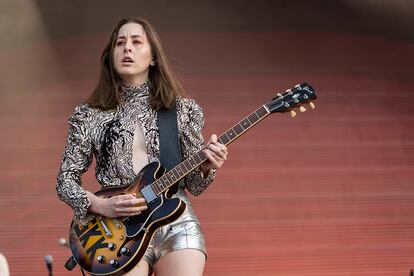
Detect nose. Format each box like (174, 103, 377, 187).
(123, 46, 132, 53)
(123, 40, 132, 53)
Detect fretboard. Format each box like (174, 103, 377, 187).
(151, 105, 270, 195)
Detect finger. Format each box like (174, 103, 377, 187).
(116, 197, 147, 207)
(113, 194, 137, 201)
(116, 206, 147, 215)
(204, 150, 222, 168)
(123, 205, 148, 213)
(210, 140, 227, 152)
(213, 142, 228, 158)
(205, 148, 221, 161)
(133, 197, 147, 204)
(207, 144, 227, 160)
(209, 134, 218, 144)
(207, 147, 226, 161)
(116, 194, 146, 203)
(214, 142, 228, 155)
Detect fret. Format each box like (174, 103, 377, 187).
(183, 160, 192, 171)
(226, 129, 236, 142)
(189, 157, 196, 167)
(219, 134, 230, 145)
(224, 132, 231, 143)
(172, 169, 180, 179)
(257, 106, 268, 117)
(160, 174, 167, 187)
(233, 123, 243, 135)
(166, 174, 174, 187)
(158, 181, 166, 192)
(164, 173, 170, 184)
(248, 112, 259, 124)
(240, 118, 251, 129)
(151, 181, 160, 194)
(160, 180, 167, 193)
(163, 178, 169, 190)
(170, 172, 177, 182)
(161, 179, 168, 193)
(198, 151, 207, 163)
(180, 164, 188, 175)
(194, 152, 202, 163)
(155, 180, 164, 194)
(176, 166, 183, 175)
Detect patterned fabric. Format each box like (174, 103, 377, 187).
(56, 81, 216, 223)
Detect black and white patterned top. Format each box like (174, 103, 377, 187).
(56, 81, 215, 222)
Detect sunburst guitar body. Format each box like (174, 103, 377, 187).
(69, 162, 185, 275)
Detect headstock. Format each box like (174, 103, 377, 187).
(265, 83, 316, 117)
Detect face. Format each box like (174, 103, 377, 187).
(113, 22, 153, 85)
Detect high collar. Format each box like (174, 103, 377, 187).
(121, 80, 152, 102)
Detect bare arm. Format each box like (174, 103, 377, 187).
(85, 191, 147, 218)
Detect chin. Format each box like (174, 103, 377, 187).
(118, 69, 139, 79)
(118, 67, 136, 74)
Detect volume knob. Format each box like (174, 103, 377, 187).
(121, 247, 131, 256)
(109, 259, 119, 267)
(108, 243, 116, 251)
(97, 255, 106, 263)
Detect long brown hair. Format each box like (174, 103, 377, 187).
(87, 17, 185, 110)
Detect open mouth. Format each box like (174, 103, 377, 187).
(122, 57, 134, 63)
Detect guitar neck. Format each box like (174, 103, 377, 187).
(151, 105, 270, 195)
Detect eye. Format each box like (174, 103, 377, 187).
(133, 40, 141, 45)
(116, 40, 124, 46)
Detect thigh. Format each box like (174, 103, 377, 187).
(154, 249, 205, 276)
(123, 259, 151, 276)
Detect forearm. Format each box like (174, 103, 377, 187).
(185, 168, 216, 196)
(85, 191, 103, 215)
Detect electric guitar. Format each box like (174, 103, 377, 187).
(67, 83, 317, 275)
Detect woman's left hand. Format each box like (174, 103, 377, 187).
(200, 134, 228, 176)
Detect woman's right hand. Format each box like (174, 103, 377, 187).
(86, 191, 147, 218)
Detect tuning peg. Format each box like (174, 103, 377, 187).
(290, 110, 297, 118)
(309, 102, 315, 109)
(277, 93, 282, 97)
(299, 106, 306, 112)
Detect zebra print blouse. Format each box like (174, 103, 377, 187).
(56, 81, 215, 223)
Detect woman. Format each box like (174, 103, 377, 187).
(57, 17, 228, 275)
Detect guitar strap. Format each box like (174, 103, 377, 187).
(157, 104, 186, 190)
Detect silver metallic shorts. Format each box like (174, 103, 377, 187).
(143, 189, 207, 269)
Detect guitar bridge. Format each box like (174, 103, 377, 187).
(99, 218, 112, 237)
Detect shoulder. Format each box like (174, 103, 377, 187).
(69, 104, 94, 124)
(69, 103, 113, 128)
(176, 97, 205, 130)
(71, 103, 94, 119)
(176, 96, 203, 117)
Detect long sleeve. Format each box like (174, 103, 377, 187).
(56, 105, 93, 221)
(179, 98, 216, 196)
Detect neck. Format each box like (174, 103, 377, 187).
(121, 74, 149, 87)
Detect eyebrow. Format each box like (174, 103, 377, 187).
(116, 35, 142, 40)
